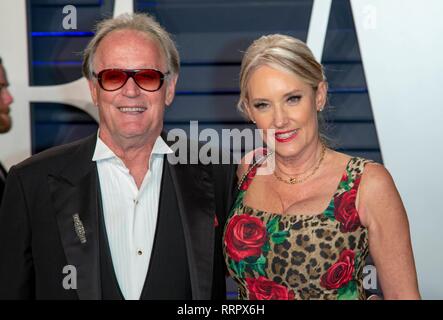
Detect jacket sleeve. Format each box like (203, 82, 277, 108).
(0, 166, 35, 299)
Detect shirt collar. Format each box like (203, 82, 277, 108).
(92, 132, 173, 162)
(151, 134, 174, 155)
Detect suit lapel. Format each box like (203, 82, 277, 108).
(0, 162, 7, 198)
(164, 136, 217, 299)
(48, 135, 101, 300)
(0, 162, 7, 181)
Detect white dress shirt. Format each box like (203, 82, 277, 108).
(92, 134, 173, 300)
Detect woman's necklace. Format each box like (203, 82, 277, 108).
(273, 143, 326, 184)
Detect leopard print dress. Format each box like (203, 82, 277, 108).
(223, 155, 373, 300)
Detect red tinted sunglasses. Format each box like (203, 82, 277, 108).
(92, 68, 169, 92)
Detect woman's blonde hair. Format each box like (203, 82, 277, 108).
(238, 34, 326, 114)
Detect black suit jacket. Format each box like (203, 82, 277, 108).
(0, 133, 235, 299)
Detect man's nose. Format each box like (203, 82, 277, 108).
(1, 88, 13, 106)
(121, 76, 141, 97)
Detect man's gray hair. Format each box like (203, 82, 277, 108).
(82, 13, 180, 79)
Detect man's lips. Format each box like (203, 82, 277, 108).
(0, 107, 10, 115)
(275, 129, 299, 143)
(117, 106, 147, 114)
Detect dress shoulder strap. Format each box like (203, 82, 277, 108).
(237, 148, 270, 191)
(333, 157, 376, 199)
(346, 157, 375, 182)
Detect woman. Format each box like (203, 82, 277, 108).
(223, 34, 420, 300)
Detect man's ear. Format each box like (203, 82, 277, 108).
(88, 79, 99, 107)
(315, 81, 328, 111)
(165, 74, 178, 107)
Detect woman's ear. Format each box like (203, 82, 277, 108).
(315, 81, 328, 111)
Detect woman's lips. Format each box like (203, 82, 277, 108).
(275, 129, 298, 143)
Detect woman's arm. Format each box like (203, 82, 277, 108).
(358, 163, 420, 299)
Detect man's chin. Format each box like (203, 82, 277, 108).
(116, 129, 162, 143)
(0, 118, 12, 133)
(122, 124, 161, 136)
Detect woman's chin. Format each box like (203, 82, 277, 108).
(273, 146, 301, 159)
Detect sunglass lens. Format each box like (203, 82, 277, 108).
(101, 70, 127, 91)
(135, 69, 162, 91)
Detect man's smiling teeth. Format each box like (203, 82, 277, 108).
(276, 129, 298, 139)
(118, 106, 146, 113)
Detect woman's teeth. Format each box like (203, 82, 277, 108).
(276, 129, 298, 139)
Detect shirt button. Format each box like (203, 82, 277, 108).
(137, 250, 143, 256)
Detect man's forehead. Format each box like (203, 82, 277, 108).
(99, 29, 160, 50)
(94, 30, 166, 69)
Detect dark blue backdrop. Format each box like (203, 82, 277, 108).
(27, 0, 382, 299)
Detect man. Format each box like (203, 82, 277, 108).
(0, 57, 14, 203)
(0, 13, 234, 299)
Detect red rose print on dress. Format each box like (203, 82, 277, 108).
(246, 277, 295, 300)
(320, 249, 355, 290)
(224, 214, 267, 262)
(334, 177, 362, 232)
